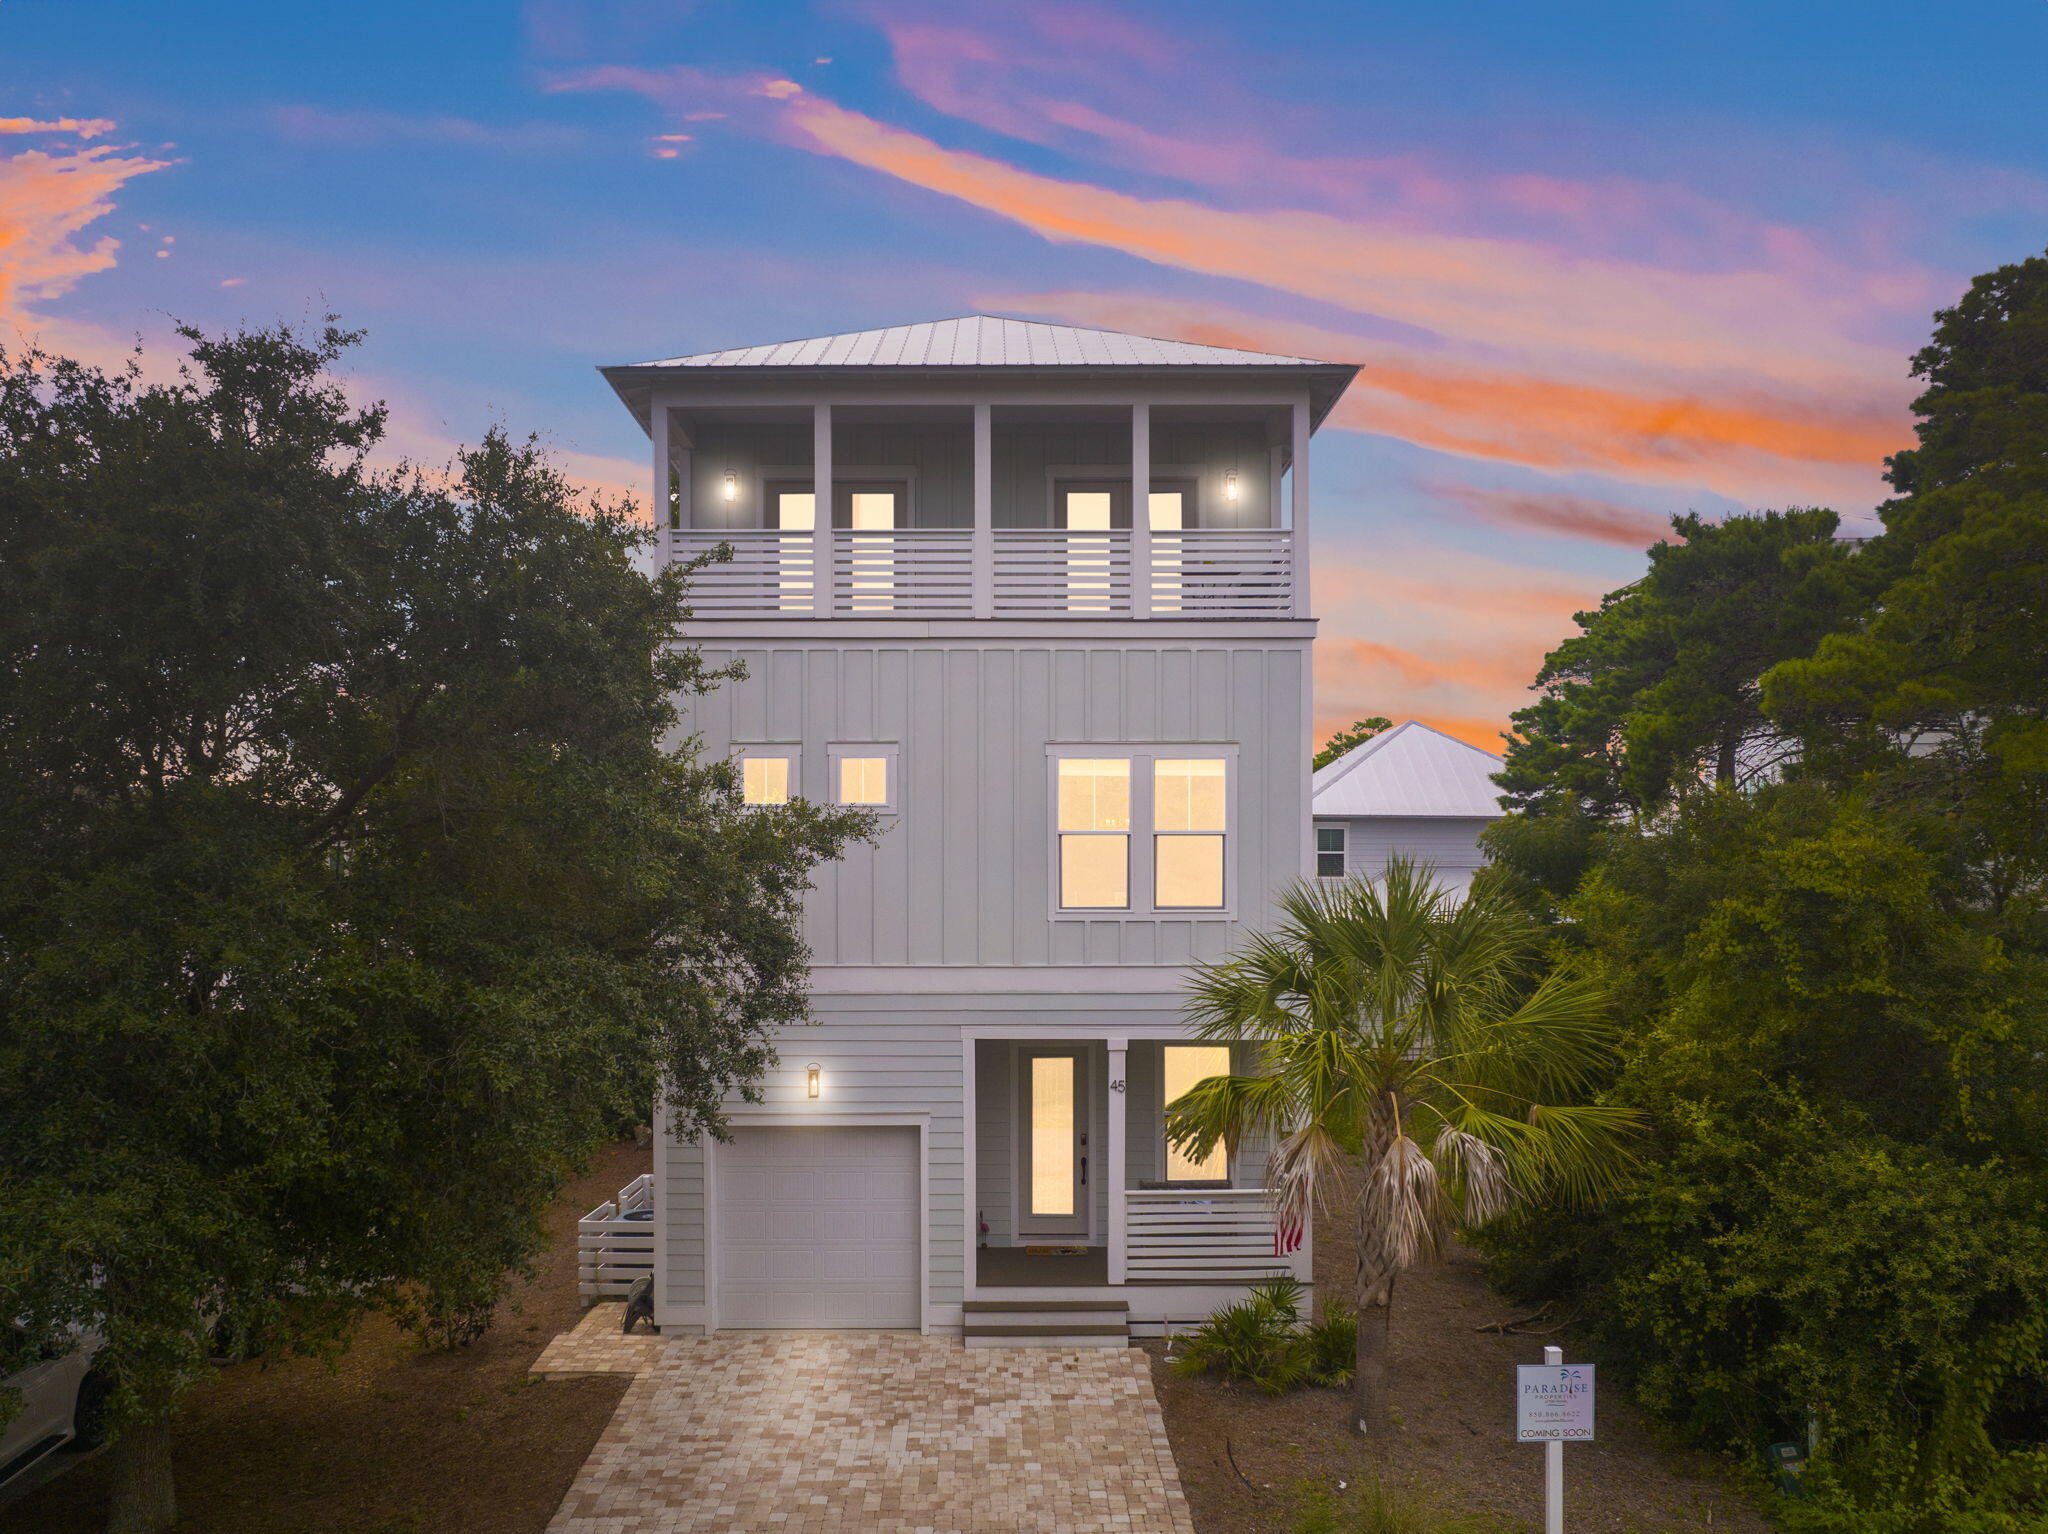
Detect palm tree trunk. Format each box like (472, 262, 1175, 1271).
(1352, 1270, 1396, 1436)
(106, 1417, 176, 1534)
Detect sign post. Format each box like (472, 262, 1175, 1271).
(1516, 1344, 1594, 1534)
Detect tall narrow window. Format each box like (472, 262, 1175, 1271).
(1057, 757, 1130, 908)
(1162, 1045, 1232, 1182)
(1316, 825, 1347, 878)
(1148, 487, 1185, 613)
(837, 483, 903, 612)
(1060, 487, 1117, 612)
(1029, 1054, 1077, 1216)
(1153, 758, 1226, 908)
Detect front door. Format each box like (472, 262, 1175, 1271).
(1016, 1047, 1091, 1240)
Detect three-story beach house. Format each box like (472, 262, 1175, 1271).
(599, 316, 1358, 1345)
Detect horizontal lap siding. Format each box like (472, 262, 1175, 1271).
(1327, 816, 1493, 888)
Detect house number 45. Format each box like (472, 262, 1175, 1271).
(1110, 1079, 1126, 1093)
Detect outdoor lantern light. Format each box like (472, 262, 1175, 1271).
(806, 1062, 821, 1099)
(722, 470, 739, 503)
(1224, 470, 1240, 501)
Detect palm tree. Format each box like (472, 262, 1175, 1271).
(1163, 857, 1637, 1436)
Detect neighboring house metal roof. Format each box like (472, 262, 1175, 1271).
(625, 315, 1333, 370)
(1311, 720, 1507, 820)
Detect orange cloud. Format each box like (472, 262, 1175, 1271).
(0, 117, 116, 138)
(988, 290, 1902, 502)
(0, 138, 172, 326)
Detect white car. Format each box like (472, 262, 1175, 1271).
(1, 1325, 107, 1491)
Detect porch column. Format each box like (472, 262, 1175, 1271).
(1107, 1038, 1128, 1284)
(1129, 404, 1151, 619)
(812, 403, 833, 616)
(972, 403, 994, 619)
(650, 396, 671, 566)
(1290, 395, 1311, 620)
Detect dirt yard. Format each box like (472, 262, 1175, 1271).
(1149, 1227, 1773, 1534)
(2, 1141, 649, 1534)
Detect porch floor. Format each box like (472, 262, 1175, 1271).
(975, 1245, 1108, 1287)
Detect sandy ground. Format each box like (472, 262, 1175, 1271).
(2, 1141, 649, 1534)
(1147, 1226, 1772, 1534)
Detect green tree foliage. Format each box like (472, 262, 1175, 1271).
(0, 324, 867, 1532)
(1481, 788, 2048, 1529)
(1164, 861, 1637, 1436)
(1767, 253, 2048, 920)
(1314, 715, 1392, 770)
(1482, 250, 2048, 1529)
(1495, 511, 1869, 821)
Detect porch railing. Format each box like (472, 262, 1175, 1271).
(665, 526, 1295, 619)
(577, 1171, 654, 1304)
(1123, 1187, 1297, 1283)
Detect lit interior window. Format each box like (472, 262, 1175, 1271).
(740, 755, 790, 806)
(1060, 834, 1128, 909)
(839, 755, 888, 806)
(776, 491, 815, 530)
(1163, 1045, 1232, 1181)
(1029, 1055, 1077, 1216)
(1147, 491, 1184, 529)
(1058, 758, 1131, 831)
(1154, 759, 1225, 831)
(849, 491, 897, 529)
(1064, 491, 1114, 530)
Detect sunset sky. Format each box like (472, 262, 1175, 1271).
(7, 1, 2045, 748)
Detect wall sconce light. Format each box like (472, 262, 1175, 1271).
(722, 470, 739, 503)
(805, 1062, 821, 1099)
(1224, 471, 1240, 502)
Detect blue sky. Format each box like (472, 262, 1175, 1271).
(5, 0, 2045, 743)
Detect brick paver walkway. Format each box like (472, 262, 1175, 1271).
(541, 1328, 1197, 1534)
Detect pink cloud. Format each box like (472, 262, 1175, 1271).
(1430, 483, 1680, 549)
(0, 139, 173, 326)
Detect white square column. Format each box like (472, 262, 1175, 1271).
(1107, 1038, 1128, 1283)
(812, 403, 834, 617)
(972, 403, 993, 619)
(1130, 404, 1151, 619)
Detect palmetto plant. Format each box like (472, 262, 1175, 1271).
(1164, 857, 1638, 1436)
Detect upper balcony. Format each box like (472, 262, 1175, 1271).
(600, 316, 1357, 625)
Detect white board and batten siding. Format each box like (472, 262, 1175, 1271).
(682, 638, 1311, 968)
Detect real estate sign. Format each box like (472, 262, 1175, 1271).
(1515, 1363, 1595, 1441)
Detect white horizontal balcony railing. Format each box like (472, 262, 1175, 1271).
(664, 525, 1296, 619)
(1123, 1187, 1297, 1283)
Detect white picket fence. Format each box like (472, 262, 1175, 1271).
(578, 1172, 655, 1305)
(1124, 1187, 1298, 1283)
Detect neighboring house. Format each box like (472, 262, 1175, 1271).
(1311, 720, 1507, 895)
(599, 315, 1357, 1346)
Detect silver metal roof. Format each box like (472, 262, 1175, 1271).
(1311, 720, 1507, 820)
(627, 314, 1333, 370)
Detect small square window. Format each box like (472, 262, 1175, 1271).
(840, 756, 887, 805)
(1316, 826, 1346, 878)
(828, 744, 899, 812)
(739, 753, 793, 806)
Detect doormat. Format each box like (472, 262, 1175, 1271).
(1023, 1245, 1090, 1256)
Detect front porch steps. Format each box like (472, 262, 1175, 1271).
(962, 1298, 1130, 1349)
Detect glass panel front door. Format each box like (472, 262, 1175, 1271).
(1019, 1048, 1089, 1238)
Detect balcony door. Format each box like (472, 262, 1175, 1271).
(1016, 1047, 1091, 1241)
(835, 481, 904, 612)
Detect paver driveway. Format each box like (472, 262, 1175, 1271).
(543, 1330, 1197, 1534)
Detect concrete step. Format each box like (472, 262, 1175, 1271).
(961, 1300, 1131, 1349)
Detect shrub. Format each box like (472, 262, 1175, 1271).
(1172, 1279, 1356, 1393)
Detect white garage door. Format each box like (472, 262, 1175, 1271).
(717, 1125, 920, 1329)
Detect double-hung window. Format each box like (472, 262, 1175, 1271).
(1052, 747, 1234, 915)
(1316, 825, 1347, 878)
